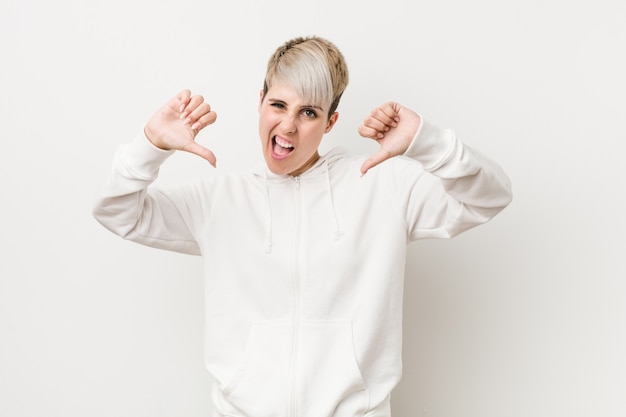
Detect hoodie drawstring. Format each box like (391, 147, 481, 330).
(323, 159, 344, 241)
(263, 171, 273, 254)
(262, 158, 343, 255)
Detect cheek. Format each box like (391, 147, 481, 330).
(259, 112, 279, 133)
(301, 129, 324, 151)
(311, 123, 328, 142)
(258, 115, 272, 139)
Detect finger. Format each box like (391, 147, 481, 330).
(182, 141, 217, 167)
(176, 89, 192, 112)
(358, 104, 400, 138)
(190, 109, 218, 131)
(360, 148, 394, 176)
(358, 123, 384, 139)
(184, 102, 214, 126)
(378, 102, 401, 120)
(180, 94, 205, 119)
(370, 104, 399, 127)
(362, 114, 391, 133)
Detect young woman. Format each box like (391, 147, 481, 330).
(93, 36, 512, 417)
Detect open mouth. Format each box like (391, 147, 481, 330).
(272, 136, 295, 157)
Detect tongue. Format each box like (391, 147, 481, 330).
(274, 142, 293, 156)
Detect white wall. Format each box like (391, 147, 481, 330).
(1, 1, 624, 416)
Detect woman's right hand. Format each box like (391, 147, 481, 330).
(144, 89, 218, 166)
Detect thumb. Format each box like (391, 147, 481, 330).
(360, 149, 394, 176)
(182, 142, 217, 167)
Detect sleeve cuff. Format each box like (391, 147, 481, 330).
(117, 130, 175, 178)
(403, 117, 457, 171)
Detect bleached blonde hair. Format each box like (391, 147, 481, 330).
(262, 36, 349, 117)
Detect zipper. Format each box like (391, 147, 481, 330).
(287, 176, 301, 417)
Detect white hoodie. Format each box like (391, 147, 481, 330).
(93, 118, 512, 417)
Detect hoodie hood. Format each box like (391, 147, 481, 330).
(250, 146, 348, 181)
(251, 147, 348, 254)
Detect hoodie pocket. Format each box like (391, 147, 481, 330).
(297, 321, 370, 417)
(214, 322, 292, 417)
(213, 321, 369, 417)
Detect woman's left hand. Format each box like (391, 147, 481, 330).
(358, 102, 421, 175)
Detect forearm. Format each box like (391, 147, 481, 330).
(92, 133, 201, 255)
(402, 119, 513, 239)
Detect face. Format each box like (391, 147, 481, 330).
(259, 82, 338, 177)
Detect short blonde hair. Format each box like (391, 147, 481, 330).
(263, 36, 349, 117)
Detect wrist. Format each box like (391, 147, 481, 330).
(143, 125, 170, 151)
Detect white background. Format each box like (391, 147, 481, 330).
(1, 0, 625, 416)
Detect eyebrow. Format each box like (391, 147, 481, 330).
(268, 98, 324, 111)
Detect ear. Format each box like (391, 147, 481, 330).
(258, 90, 264, 112)
(325, 112, 339, 133)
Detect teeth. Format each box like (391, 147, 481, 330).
(275, 137, 294, 149)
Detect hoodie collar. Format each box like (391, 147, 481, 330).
(252, 147, 347, 254)
(251, 147, 346, 181)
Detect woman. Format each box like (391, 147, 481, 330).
(93, 36, 512, 417)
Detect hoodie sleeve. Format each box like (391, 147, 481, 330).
(398, 118, 513, 241)
(92, 132, 204, 255)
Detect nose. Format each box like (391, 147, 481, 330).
(280, 113, 297, 134)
